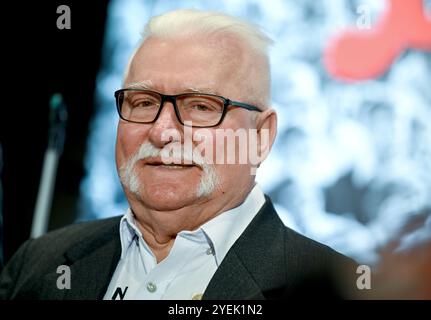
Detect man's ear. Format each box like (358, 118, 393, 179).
(255, 108, 277, 165)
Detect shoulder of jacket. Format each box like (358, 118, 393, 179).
(27, 215, 122, 258)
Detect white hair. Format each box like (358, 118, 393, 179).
(141, 9, 273, 57)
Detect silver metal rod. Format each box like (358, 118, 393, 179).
(31, 148, 60, 238)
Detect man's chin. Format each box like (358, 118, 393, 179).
(130, 184, 203, 211)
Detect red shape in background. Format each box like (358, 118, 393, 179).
(324, 0, 431, 82)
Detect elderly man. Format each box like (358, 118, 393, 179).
(0, 9, 356, 300)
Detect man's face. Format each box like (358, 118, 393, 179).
(116, 35, 263, 211)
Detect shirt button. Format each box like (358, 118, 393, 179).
(206, 247, 214, 255)
(146, 282, 157, 293)
(192, 293, 203, 300)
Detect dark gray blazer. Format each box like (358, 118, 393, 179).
(0, 197, 357, 299)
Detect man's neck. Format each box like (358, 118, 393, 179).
(128, 185, 254, 263)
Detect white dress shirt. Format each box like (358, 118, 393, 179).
(103, 184, 266, 300)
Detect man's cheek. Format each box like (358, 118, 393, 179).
(116, 136, 131, 163)
(192, 129, 216, 164)
(117, 125, 147, 156)
(212, 163, 238, 189)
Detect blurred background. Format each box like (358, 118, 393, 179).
(1, 0, 430, 296)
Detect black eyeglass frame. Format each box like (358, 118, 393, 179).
(114, 88, 262, 128)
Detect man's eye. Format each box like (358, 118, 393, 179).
(134, 100, 156, 108)
(192, 104, 214, 112)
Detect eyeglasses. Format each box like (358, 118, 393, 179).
(114, 89, 262, 128)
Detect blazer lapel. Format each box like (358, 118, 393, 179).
(39, 219, 121, 300)
(203, 197, 287, 300)
(64, 236, 121, 299)
(202, 250, 265, 299)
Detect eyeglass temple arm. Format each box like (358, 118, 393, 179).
(228, 100, 262, 112)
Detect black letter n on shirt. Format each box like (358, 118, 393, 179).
(111, 286, 128, 300)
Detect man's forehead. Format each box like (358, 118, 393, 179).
(124, 38, 243, 96)
(140, 32, 245, 52)
(124, 33, 267, 103)
(130, 34, 246, 72)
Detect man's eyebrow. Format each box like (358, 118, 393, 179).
(123, 83, 221, 96)
(182, 87, 219, 95)
(124, 80, 154, 90)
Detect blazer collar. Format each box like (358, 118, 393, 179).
(203, 197, 287, 300)
(40, 217, 122, 300)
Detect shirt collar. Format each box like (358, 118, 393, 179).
(118, 184, 266, 263)
(119, 208, 142, 259)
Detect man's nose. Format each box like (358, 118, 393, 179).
(147, 101, 183, 148)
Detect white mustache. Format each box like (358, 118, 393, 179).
(119, 142, 218, 198)
(134, 142, 207, 167)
